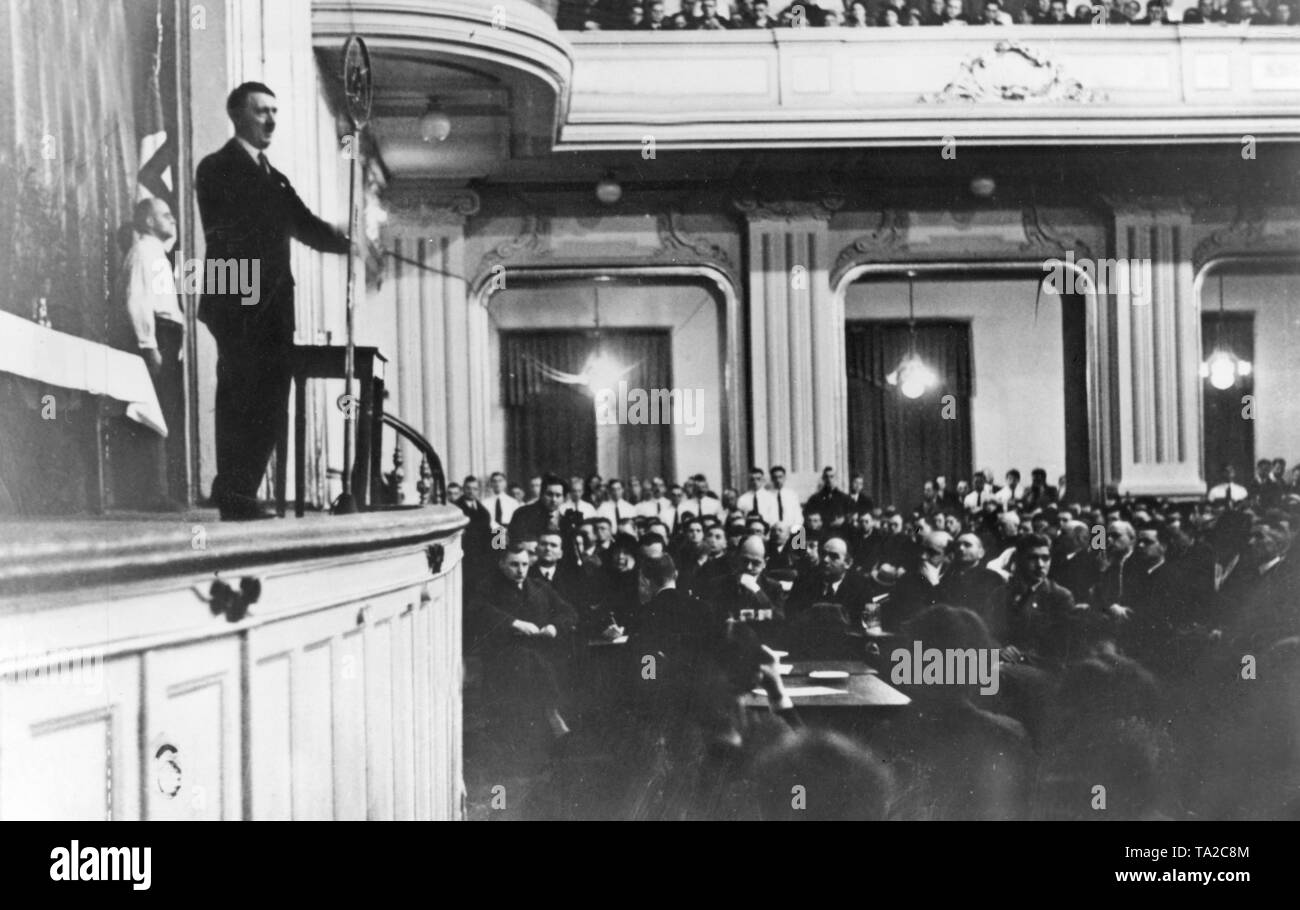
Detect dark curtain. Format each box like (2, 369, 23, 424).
(0, 0, 144, 515)
(1202, 312, 1254, 482)
(1060, 292, 1091, 498)
(501, 330, 673, 483)
(846, 321, 973, 511)
(603, 331, 673, 483)
(503, 332, 597, 481)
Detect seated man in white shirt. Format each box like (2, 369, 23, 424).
(994, 469, 1025, 508)
(636, 475, 670, 520)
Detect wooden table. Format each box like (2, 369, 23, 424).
(742, 659, 911, 711)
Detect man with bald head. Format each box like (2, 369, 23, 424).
(884, 530, 951, 632)
(1049, 519, 1101, 602)
(1090, 520, 1140, 624)
(937, 532, 1005, 615)
(703, 534, 786, 625)
(786, 535, 871, 623)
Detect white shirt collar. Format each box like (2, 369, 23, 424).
(236, 136, 266, 166)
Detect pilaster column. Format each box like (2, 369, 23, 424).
(736, 196, 848, 493)
(1106, 198, 1205, 496)
(386, 189, 482, 490)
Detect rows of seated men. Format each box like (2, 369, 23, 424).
(457, 465, 1300, 819)
(558, 0, 1299, 30)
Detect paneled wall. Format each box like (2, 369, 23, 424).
(0, 511, 466, 821)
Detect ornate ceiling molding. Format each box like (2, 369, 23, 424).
(654, 211, 736, 272)
(470, 209, 739, 295)
(832, 206, 1097, 284)
(1192, 203, 1300, 272)
(732, 193, 846, 223)
(384, 187, 482, 225)
(1021, 206, 1093, 259)
(922, 40, 1105, 104)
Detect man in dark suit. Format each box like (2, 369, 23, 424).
(197, 82, 350, 520)
(785, 536, 871, 624)
(1020, 468, 1059, 513)
(508, 473, 575, 545)
(454, 475, 493, 586)
(1049, 520, 1102, 603)
(630, 554, 726, 679)
(702, 535, 787, 625)
(938, 533, 1005, 616)
(986, 534, 1080, 668)
(467, 542, 579, 738)
(804, 466, 855, 529)
(532, 529, 609, 637)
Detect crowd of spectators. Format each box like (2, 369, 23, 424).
(457, 459, 1300, 819)
(557, 0, 1299, 28)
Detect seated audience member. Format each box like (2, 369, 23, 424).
(751, 730, 895, 821)
(847, 0, 873, 25)
(823, 7, 845, 24)
(629, 553, 726, 689)
(987, 533, 1081, 667)
(963, 471, 997, 513)
(624, 2, 645, 27)
(557, 0, 613, 30)
(467, 543, 578, 739)
(482, 470, 519, 533)
(975, 0, 1007, 22)
(1221, 524, 1299, 653)
(995, 468, 1025, 507)
(1225, 0, 1271, 21)
(786, 535, 871, 622)
(600, 532, 643, 630)
(702, 534, 787, 624)
(1138, 0, 1172, 21)
(1270, 2, 1295, 24)
(905, 6, 926, 23)
(921, 0, 950, 22)
(533, 529, 610, 638)
(683, 521, 732, 595)
(1071, 3, 1094, 21)
(509, 473, 571, 543)
(744, 0, 781, 27)
(1120, 0, 1144, 19)
(1181, 0, 1224, 20)
(884, 530, 951, 632)
(1088, 520, 1144, 629)
(1049, 519, 1101, 602)
(938, 532, 1006, 614)
(639, 0, 676, 29)
(880, 5, 905, 24)
(890, 606, 1035, 820)
(690, 0, 734, 28)
(1025, 0, 1052, 19)
(1123, 521, 1209, 675)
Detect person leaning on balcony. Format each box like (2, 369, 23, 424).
(640, 0, 676, 28)
(1226, 0, 1272, 21)
(1181, 0, 1225, 19)
(1137, 0, 1173, 21)
(690, 0, 734, 27)
(942, 0, 971, 22)
(196, 82, 350, 521)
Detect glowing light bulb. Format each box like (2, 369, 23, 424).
(893, 356, 934, 400)
(1203, 351, 1239, 391)
(584, 353, 624, 393)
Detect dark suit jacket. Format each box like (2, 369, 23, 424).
(703, 573, 786, 623)
(1050, 549, 1101, 603)
(986, 577, 1078, 664)
(786, 572, 872, 624)
(936, 566, 1006, 616)
(467, 574, 578, 654)
(535, 561, 607, 634)
(507, 501, 564, 542)
(629, 587, 726, 666)
(196, 138, 347, 346)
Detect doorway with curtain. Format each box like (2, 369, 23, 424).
(846, 321, 973, 511)
(500, 329, 674, 482)
(1201, 311, 1255, 482)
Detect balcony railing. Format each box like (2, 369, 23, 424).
(559, 26, 1300, 147)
